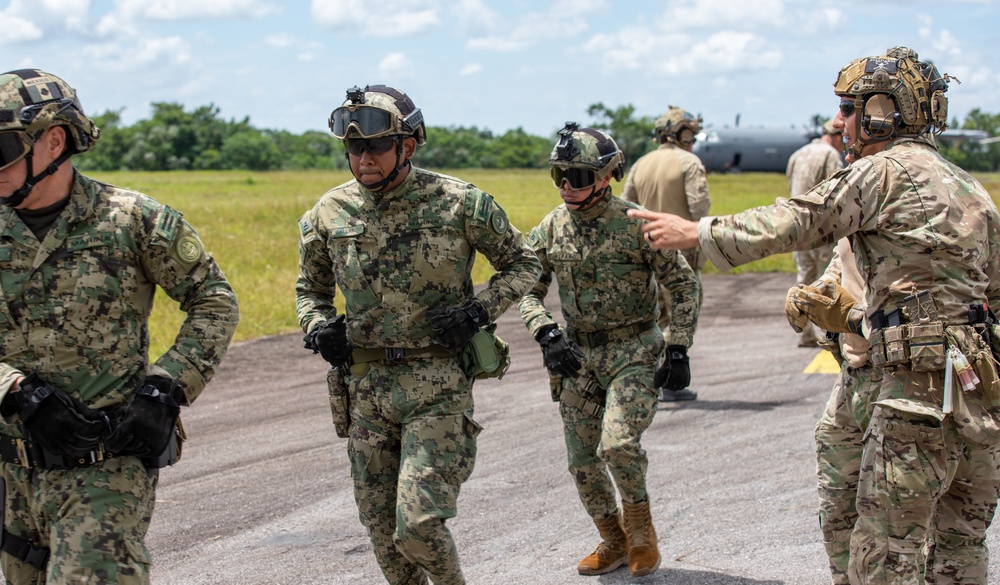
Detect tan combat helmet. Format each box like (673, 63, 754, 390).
(0, 69, 100, 206)
(833, 46, 952, 158)
(654, 106, 702, 146)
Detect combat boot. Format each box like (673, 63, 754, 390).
(622, 500, 660, 577)
(577, 512, 628, 575)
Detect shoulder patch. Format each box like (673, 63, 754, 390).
(154, 205, 183, 243)
(490, 209, 509, 235)
(174, 232, 204, 264)
(299, 217, 313, 237)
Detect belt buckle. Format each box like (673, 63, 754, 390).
(14, 438, 31, 469)
(384, 348, 406, 364)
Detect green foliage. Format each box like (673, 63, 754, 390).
(413, 126, 550, 169)
(586, 103, 657, 169)
(938, 108, 1000, 172)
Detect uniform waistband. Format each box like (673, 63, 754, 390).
(351, 345, 454, 365)
(0, 433, 112, 470)
(567, 320, 657, 347)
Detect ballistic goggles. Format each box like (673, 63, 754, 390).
(344, 136, 398, 157)
(551, 166, 598, 190)
(329, 104, 423, 140)
(0, 132, 29, 171)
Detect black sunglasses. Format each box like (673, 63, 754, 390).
(551, 167, 597, 190)
(839, 100, 856, 117)
(0, 132, 29, 171)
(345, 136, 397, 157)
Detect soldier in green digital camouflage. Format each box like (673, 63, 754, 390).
(519, 123, 699, 578)
(0, 69, 240, 584)
(621, 106, 709, 401)
(296, 84, 539, 585)
(631, 47, 1000, 584)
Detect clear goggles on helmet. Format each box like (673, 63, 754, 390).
(0, 131, 30, 172)
(329, 105, 396, 140)
(551, 166, 597, 190)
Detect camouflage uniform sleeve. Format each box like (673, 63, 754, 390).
(649, 246, 700, 347)
(985, 210, 1000, 310)
(697, 162, 881, 272)
(295, 205, 337, 336)
(621, 167, 638, 203)
(517, 223, 557, 337)
(142, 202, 240, 404)
(821, 240, 843, 284)
(684, 157, 711, 220)
(465, 189, 542, 322)
(824, 150, 845, 180)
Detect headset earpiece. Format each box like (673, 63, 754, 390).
(862, 94, 901, 139)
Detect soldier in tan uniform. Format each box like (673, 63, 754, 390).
(296, 85, 539, 585)
(787, 120, 845, 347)
(622, 106, 709, 401)
(630, 47, 1000, 584)
(0, 70, 240, 584)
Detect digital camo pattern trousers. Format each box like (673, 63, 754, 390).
(1, 457, 157, 585)
(849, 367, 1000, 585)
(560, 329, 662, 520)
(815, 362, 880, 585)
(346, 356, 480, 585)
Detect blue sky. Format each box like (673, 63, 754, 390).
(3, 0, 999, 138)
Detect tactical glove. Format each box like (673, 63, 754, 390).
(105, 376, 182, 458)
(0, 373, 111, 457)
(784, 286, 809, 333)
(793, 281, 857, 334)
(660, 345, 691, 390)
(304, 315, 353, 367)
(424, 301, 487, 355)
(536, 325, 584, 379)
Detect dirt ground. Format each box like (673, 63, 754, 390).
(146, 272, 1000, 584)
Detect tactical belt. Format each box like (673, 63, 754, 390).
(561, 389, 605, 418)
(0, 530, 49, 570)
(568, 320, 656, 348)
(351, 345, 453, 365)
(0, 433, 112, 470)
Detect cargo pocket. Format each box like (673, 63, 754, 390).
(878, 417, 946, 509)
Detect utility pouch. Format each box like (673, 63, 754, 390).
(462, 327, 511, 380)
(142, 417, 185, 469)
(882, 324, 909, 366)
(817, 332, 844, 366)
(869, 328, 887, 368)
(907, 322, 946, 372)
(327, 366, 351, 439)
(549, 375, 563, 402)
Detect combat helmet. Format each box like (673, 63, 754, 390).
(0, 69, 100, 206)
(329, 84, 426, 145)
(833, 46, 952, 158)
(654, 106, 702, 146)
(548, 122, 624, 209)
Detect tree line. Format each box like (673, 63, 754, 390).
(75, 102, 1000, 173)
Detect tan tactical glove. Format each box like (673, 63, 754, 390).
(784, 286, 809, 333)
(793, 280, 858, 333)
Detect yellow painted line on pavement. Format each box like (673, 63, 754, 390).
(803, 350, 840, 374)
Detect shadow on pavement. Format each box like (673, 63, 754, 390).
(597, 567, 785, 584)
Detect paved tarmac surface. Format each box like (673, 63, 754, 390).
(147, 272, 1000, 584)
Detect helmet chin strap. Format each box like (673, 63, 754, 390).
(567, 184, 609, 211)
(349, 137, 410, 193)
(0, 148, 74, 208)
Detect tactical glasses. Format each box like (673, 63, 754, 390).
(329, 105, 395, 140)
(345, 137, 397, 157)
(551, 167, 597, 190)
(0, 132, 29, 172)
(839, 100, 856, 117)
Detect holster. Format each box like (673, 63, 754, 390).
(460, 325, 510, 380)
(326, 366, 351, 439)
(141, 418, 185, 470)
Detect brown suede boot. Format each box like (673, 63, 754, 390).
(622, 500, 661, 577)
(577, 512, 628, 575)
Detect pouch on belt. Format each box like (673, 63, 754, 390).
(327, 366, 351, 439)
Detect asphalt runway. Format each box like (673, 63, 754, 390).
(146, 272, 1000, 584)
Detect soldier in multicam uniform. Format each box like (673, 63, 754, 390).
(296, 84, 539, 585)
(0, 69, 239, 584)
(788, 238, 881, 585)
(786, 119, 845, 347)
(621, 106, 709, 402)
(631, 47, 1000, 584)
(519, 123, 699, 578)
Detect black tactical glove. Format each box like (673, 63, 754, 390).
(536, 325, 584, 378)
(424, 301, 487, 355)
(105, 376, 182, 458)
(0, 373, 111, 457)
(304, 314, 353, 367)
(656, 345, 691, 390)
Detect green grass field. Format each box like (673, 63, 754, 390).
(88, 169, 1000, 359)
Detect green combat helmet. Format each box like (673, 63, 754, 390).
(548, 122, 625, 209)
(654, 106, 702, 146)
(0, 69, 101, 206)
(833, 45, 953, 158)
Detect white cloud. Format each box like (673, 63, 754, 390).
(459, 63, 482, 76)
(451, 0, 499, 36)
(83, 36, 193, 70)
(0, 12, 44, 44)
(298, 51, 319, 62)
(111, 0, 281, 21)
(265, 32, 297, 47)
(465, 1, 603, 52)
(662, 0, 786, 29)
(378, 52, 412, 77)
(311, 0, 440, 37)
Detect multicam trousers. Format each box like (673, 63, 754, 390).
(815, 362, 880, 585)
(346, 355, 480, 585)
(557, 327, 663, 520)
(849, 353, 1000, 585)
(1, 456, 157, 584)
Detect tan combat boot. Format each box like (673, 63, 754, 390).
(622, 500, 661, 577)
(577, 512, 628, 575)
